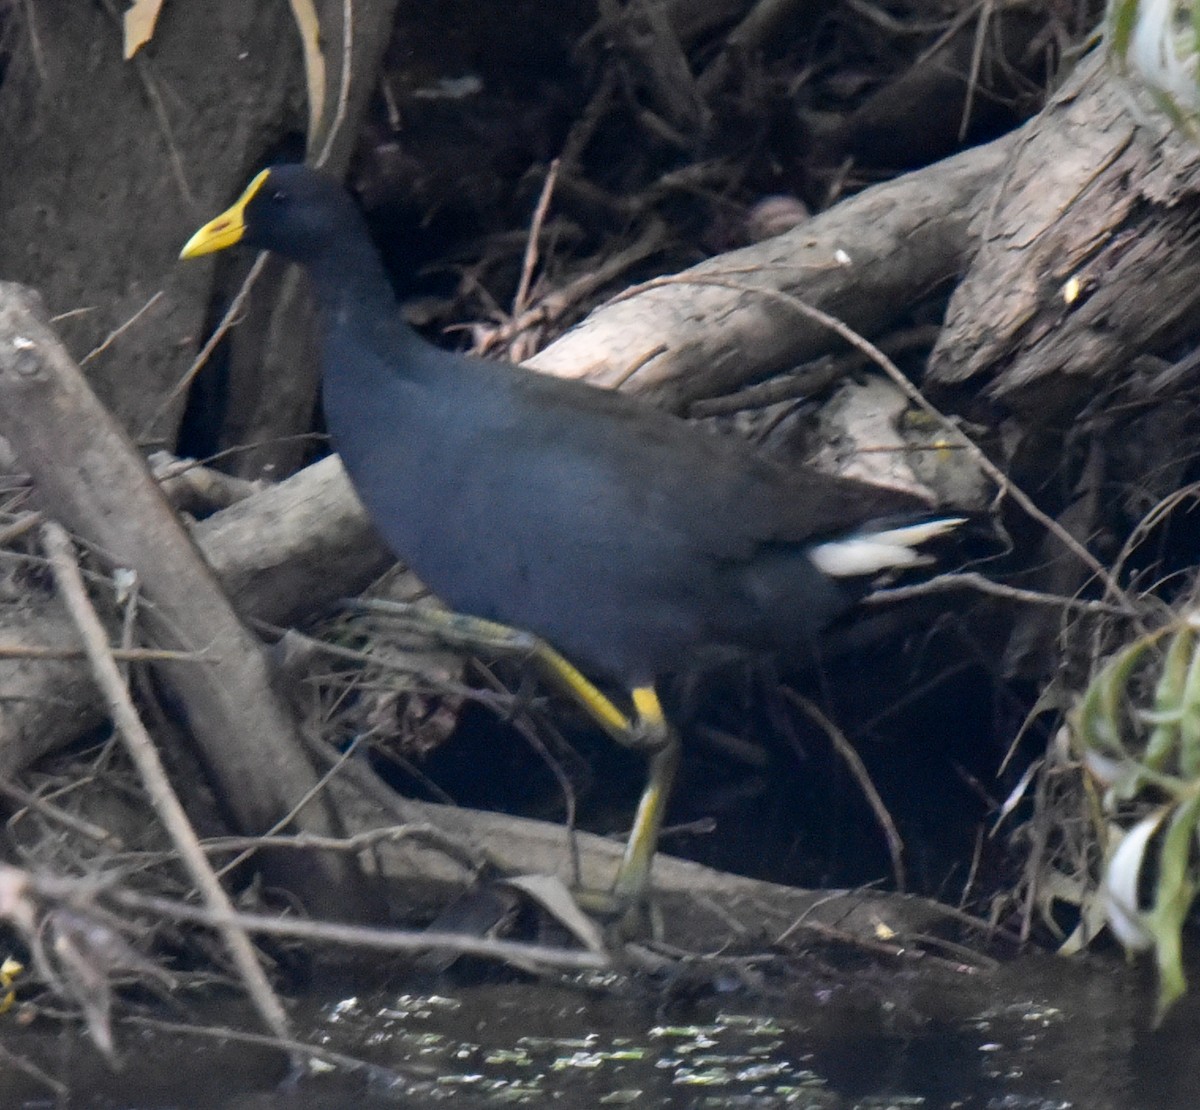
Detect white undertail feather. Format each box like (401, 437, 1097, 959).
(808, 517, 967, 579)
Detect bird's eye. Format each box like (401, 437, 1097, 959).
(270, 190, 288, 204)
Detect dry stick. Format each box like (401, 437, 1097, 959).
(139, 253, 270, 442)
(866, 572, 1133, 616)
(687, 325, 942, 418)
(299, 730, 486, 871)
(770, 878, 1022, 953)
(699, 2, 819, 102)
(0, 512, 40, 545)
(211, 733, 367, 882)
(18, 0, 48, 82)
(772, 886, 911, 953)
(485, 223, 666, 352)
(108, 888, 609, 970)
(81, 292, 164, 367)
(0, 1042, 66, 1100)
(513, 159, 561, 317)
(95, 0, 192, 206)
(782, 690, 906, 892)
(957, 0, 993, 144)
(617, 273, 1138, 616)
(196, 824, 484, 858)
(1109, 482, 1200, 588)
(0, 644, 212, 662)
(41, 521, 292, 1045)
(560, 64, 618, 168)
(123, 1015, 404, 1088)
(8, 859, 603, 973)
(0, 779, 117, 845)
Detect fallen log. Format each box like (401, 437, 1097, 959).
(527, 133, 1014, 409)
(0, 283, 372, 917)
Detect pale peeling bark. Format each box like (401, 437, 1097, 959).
(928, 53, 1200, 415)
(527, 136, 1014, 411)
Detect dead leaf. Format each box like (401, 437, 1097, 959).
(123, 0, 164, 60)
(287, 0, 326, 146)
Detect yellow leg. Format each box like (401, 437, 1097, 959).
(609, 686, 678, 905)
(348, 599, 678, 907)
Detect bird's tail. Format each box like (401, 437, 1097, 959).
(807, 516, 969, 580)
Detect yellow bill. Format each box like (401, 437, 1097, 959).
(179, 168, 271, 258)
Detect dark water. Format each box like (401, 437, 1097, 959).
(2, 952, 1196, 1108)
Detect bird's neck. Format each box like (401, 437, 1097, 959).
(306, 237, 401, 330)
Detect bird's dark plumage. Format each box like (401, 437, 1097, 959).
(182, 165, 970, 911)
(184, 164, 952, 686)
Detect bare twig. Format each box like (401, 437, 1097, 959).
(481, 221, 666, 355)
(139, 254, 270, 441)
(958, 0, 994, 143)
(782, 691, 906, 891)
(299, 730, 484, 869)
(81, 292, 164, 366)
(107, 888, 609, 970)
(96, 0, 193, 205)
(197, 824, 481, 859)
(0, 644, 215, 662)
(687, 325, 942, 418)
(148, 451, 264, 513)
(559, 65, 618, 168)
(0, 511, 41, 545)
(513, 160, 560, 317)
(698, 0, 810, 97)
(866, 571, 1136, 616)
(211, 733, 368, 881)
(0, 1042, 67, 1099)
(41, 521, 292, 1045)
(123, 1014, 406, 1087)
(18, 0, 48, 83)
(0, 779, 121, 845)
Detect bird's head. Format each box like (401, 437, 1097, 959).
(181, 164, 355, 265)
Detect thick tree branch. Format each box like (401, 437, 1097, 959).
(527, 133, 1014, 410)
(0, 283, 370, 917)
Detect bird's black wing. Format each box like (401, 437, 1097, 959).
(504, 367, 926, 558)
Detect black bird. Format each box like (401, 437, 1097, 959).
(182, 165, 967, 911)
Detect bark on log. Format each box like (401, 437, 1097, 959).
(329, 783, 960, 949)
(0, 284, 369, 918)
(195, 455, 392, 626)
(0, 601, 100, 779)
(526, 134, 1014, 410)
(0, 455, 390, 777)
(927, 54, 1200, 416)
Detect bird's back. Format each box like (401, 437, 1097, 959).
(323, 323, 925, 683)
